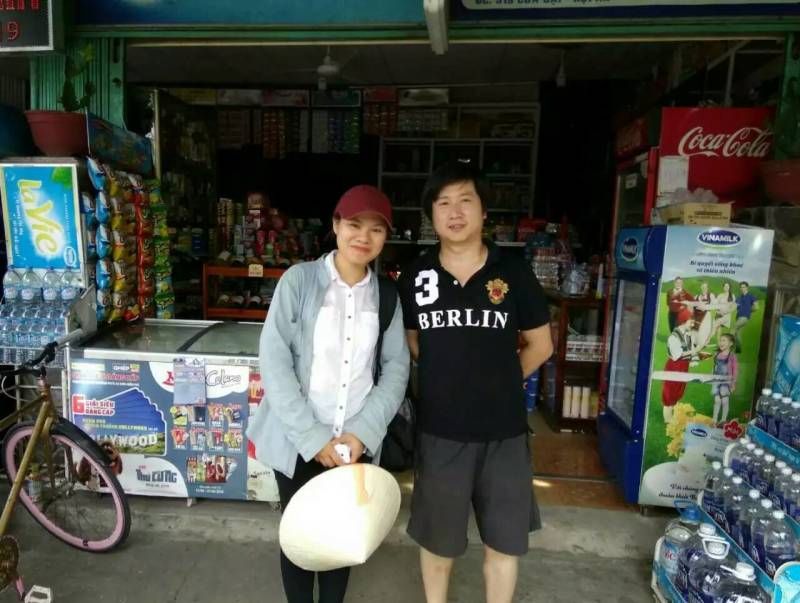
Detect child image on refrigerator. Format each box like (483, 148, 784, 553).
(710, 333, 738, 425)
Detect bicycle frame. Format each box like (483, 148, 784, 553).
(0, 376, 58, 539)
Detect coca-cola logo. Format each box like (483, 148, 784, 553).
(677, 126, 772, 159)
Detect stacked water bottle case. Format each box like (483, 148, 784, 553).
(0, 266, 82, 367)
(652, 387, 800, 602)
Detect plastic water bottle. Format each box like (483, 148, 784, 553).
(772, 467, 794, 510)
(755, 454, 777, 497)
(785, 474, 800, 520)
(687, 538, 736, 603)
(780, 405, 793, 443)
(661, 506, 702, 579)
(737, 443, 757, 480)
(0, 317, 13, 364)
(19, 269, 42, 305)
(60, 269, 80, 306)
(729, 437, 752, 476)
(2, 266, 21, 305)
(676, 522, 718, 597)
(762, 509, 798, 577)
(737, 489, 764, 552)
(748, 449, 766, 487)
(749, 498, 775, 567)
(778, 401, 796, 444)
(723, 476, 748, 538)
(712, 562, 769, 603)
(754, 388, 773, 430)
(704, 461, 726, 515)
(789, 403, 800, 450)
(41, 268, 61, 305)
(767, 392, 785, 436)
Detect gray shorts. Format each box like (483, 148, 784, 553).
(407, 432, 541, 558)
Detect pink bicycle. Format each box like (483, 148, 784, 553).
(0, 337, 130, 598)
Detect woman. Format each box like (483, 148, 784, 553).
(713, 281, 737, 343)
(693, 281, 713, 324)
(246, 185, 410, 603)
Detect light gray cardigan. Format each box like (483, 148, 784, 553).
(245, 255, 410, 478)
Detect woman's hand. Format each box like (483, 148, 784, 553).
(335, 433, 365, 464)
(314, 440, 346, 468)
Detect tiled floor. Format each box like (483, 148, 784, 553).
(529, 410, 638, 511)
(529, 411, 607, 479)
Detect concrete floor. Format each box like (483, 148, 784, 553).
(4, 530, 653, 603)
(0, 411, 665, 602)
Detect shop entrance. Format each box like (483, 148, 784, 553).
(116, 37, 787, 509)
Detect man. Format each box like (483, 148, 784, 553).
(733, 281, 758, 353)
(398, 162, 553, 603)
(667, 277, 693, 333)
(661, 309, 699, 424)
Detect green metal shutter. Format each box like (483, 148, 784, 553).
(30, 37, 125, 127)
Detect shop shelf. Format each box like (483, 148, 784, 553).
(486, 173, 532, 179)
(537, 401, 597, 433)
(206, 308, 267, 321)
(203, 265, 287, 279)
(382, 172, 430, 178)
(564, 358, 604, 366)
(746, 422, 800, 468)
(202, 264, 286, 320)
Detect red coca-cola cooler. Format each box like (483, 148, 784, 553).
(658, 106, 774, 208)
(600, 106, 774, 400)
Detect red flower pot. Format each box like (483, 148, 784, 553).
(24, 110, 88, 157)
(761, 159, 800, 205)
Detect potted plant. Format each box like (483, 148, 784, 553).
(761, 76, 800, 205)
(25, 45, 95, 157)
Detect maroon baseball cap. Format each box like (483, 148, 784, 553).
(333, 185, 393, 229)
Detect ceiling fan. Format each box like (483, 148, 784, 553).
(275, 46, 357, 90)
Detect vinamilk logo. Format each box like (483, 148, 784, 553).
(697, 230, 741, 248)
(620, 237, 639, 262)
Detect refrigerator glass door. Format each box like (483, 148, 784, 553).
(185, 322, 261, 357)
(83, 321, 206, 353)
(606, 280, 646, 428)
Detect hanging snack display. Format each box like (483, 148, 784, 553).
(87, 161, 175, 323)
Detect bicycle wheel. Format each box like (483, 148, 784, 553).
(3, 422, 131, 552)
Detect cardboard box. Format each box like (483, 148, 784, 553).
(657, 202, 731, 226)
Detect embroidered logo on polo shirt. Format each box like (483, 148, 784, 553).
(486, 279, 509, 305)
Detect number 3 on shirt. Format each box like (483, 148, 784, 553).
(415, 270, 439, 307)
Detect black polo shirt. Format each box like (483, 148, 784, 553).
(398, 242, 550, 442)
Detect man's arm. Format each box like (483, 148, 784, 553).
(406, 329, 419, 361)
(519, 324, 553, 379)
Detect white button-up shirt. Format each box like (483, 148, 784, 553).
(308, 252, 379, 437)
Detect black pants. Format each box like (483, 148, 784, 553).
(275, 455, 369, 603)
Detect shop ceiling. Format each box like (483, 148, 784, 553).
(125, 41, 685, 87)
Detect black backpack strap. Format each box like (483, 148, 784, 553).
(373, 275, 398, 385)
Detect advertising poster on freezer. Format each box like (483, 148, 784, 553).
(639, 226, 773, 506)
(69, 359, 279, 501)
